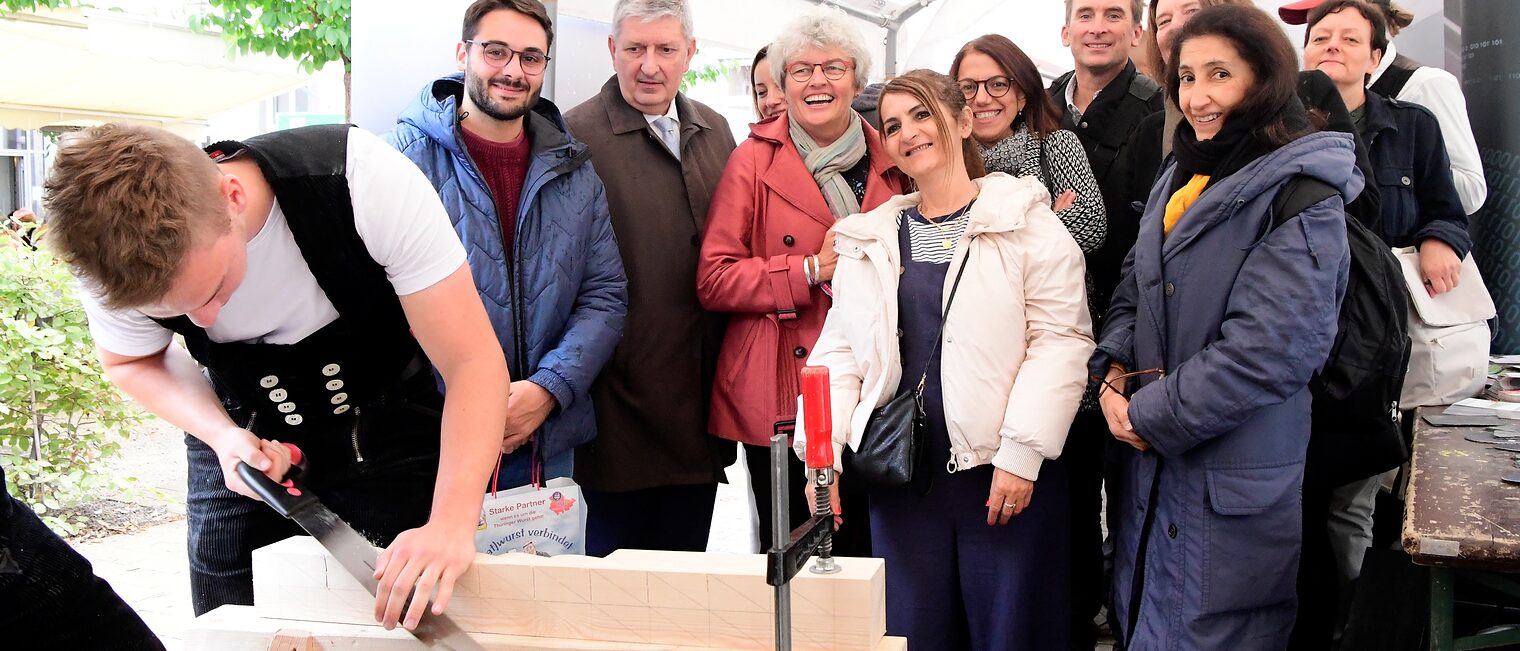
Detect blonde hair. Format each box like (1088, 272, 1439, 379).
(43, 123, 228, 310)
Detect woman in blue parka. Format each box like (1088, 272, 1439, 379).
(1090, 6, 1355, 649)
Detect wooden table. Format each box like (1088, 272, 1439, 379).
(1403, 406, 1520, 650)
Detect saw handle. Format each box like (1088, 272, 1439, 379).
(800, 366, 833, 470)
(236, 442, 315, 519)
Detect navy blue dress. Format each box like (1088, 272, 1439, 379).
(867, 206, 1071, 651)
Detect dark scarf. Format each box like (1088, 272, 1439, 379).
(1169, 113, 1268, 196)
(1170, 97, 1313, 196)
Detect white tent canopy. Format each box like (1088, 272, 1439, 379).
(351, 0, 1448, 138)
(351, 0, 1082, 135)
(0, 7, 310, 139)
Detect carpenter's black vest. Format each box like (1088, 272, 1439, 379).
(153, 125, 432, 438)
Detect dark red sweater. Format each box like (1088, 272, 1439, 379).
(460, 125, 532, 260)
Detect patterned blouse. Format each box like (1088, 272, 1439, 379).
(978, 123, 1107, 253)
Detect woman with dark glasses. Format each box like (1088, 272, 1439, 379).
(951, 34, 1105, 255)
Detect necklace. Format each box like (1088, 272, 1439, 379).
(924, 199, 975, 249)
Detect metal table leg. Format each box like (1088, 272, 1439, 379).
(1431, 566, 1454, 651)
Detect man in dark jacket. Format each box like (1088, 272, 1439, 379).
(563, 0, 737, 556)
(1047, 2, 1163, 647)
(385, 0, 627, 490)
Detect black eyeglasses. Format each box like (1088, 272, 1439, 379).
(958, 76, 1013, 99)
(787, 60, 853, 83)
(465, 40, 551, 74)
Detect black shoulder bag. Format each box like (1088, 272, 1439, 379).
(852, 240, 973, 494)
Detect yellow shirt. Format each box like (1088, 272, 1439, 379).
(1163, 174, 1211, 236)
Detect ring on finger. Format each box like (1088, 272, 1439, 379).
(1002, 501, 1017, 511)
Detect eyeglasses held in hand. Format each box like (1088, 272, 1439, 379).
(787, 60, 853, 83)
(466, 40, 550, 74)
(1094, 367, 1166, 399)
(958, 76, 1013, 100)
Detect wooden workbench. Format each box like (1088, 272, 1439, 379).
(1404, 407, 1520, 568)
(1403, 406, 1520, 650)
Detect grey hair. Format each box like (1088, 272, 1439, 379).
(769, 6, 872, 92)
(612, 0, 694, 42)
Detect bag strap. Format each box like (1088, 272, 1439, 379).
(1369, 58, 1418, 98)
(912, 233, 976, 394)
(1270, 176, 1339, 230)
(487, 439, 545, 499)
(1038, 136, 1052, 194)
(488, 451, 504, 499)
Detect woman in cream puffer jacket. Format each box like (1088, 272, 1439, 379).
(795, 69, 1094, 651)
(802, 172, 1095, 477)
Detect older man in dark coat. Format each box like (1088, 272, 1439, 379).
(564, 0, 736, 556)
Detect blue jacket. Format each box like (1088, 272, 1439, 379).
(1362, 90, 1471, 257)
(1092, 131, 1356, 650)
(385, 74, 628, 463)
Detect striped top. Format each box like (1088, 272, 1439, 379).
(899, 203, 973, 265)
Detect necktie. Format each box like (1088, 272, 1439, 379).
(653, 116, 680, 161)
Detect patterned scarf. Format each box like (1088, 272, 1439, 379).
(789, 112, 867, 220)
(977, 126, 1029, 178)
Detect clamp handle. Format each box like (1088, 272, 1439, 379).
(801, 366, 833, 470)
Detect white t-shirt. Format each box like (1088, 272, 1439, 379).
(81, 127, 466, 357)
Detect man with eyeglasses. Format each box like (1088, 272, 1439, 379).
(1046, 1, 1164, 648)
(564, 0, 737, 556)
(386, 0, 628, 494)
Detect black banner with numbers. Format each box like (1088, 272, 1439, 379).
(1465, 0, 1520, 352)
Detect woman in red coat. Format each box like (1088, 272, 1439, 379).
(698, 7, 906, 554)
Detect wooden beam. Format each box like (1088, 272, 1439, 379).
(190, 605, 910, 650)
(251, 536, 887, 650)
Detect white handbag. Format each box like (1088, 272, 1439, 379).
(1394, 247, 1495, 407)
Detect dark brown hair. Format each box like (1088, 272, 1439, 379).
(880, 69, 987, 182)
(1166, 4, 1312, 148)
(1305, 0, 1390, 57)
(949, 34, 1060, 139)
(43, 123, 229, 310)
(463, 0, 554, 49)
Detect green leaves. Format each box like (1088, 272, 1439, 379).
(0, 0, 74, 13)
(0, 241, 141, 536)
(680, 61, 735, 93)
(187, 0, 352, 73)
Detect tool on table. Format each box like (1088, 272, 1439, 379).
(237, 447, 483, 650)
(1466, 431, 1516, 445)
(767, 366, 842, 651)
